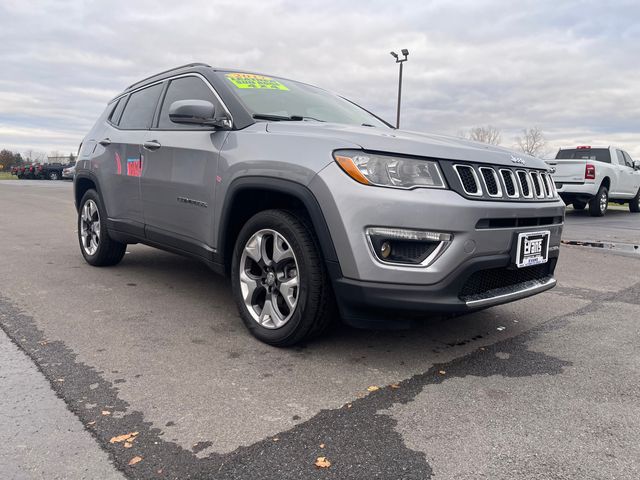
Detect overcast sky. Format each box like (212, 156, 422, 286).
(1, 0, 639, 159)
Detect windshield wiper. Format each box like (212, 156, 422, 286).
(252, 114, 325, 122)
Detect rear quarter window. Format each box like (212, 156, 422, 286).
(118, 84, 163, 130)
(108, 97, 127, 125)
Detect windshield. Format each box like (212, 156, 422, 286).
(219, 72, 390, 128)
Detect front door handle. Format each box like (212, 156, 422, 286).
(143, 140, 161, 151)
(99, 138, 111, 146)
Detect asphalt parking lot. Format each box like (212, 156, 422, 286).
(1, 180, 639, 479)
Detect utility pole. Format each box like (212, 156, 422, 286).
(390, 49, 409, 129)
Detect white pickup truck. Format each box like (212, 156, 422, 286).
(546, 146, 640, 216)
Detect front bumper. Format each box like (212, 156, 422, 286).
(310, 163, 565, 323)
(331, 252, 558, 325)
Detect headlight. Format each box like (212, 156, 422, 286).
(333, 150, 446, 189)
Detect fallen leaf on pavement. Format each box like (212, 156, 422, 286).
(390, 383, 401, 389)
(315, 456, 331, 468)
(128, 456, 143, 466)
(124, 442, 133, 448)
(87, 421, 96, 426)
(319, 443, 325, 449)
(438, 370, 446, 375)
(110, 432, 139, 444)
(367, 386, 380, 392)
(101, 410, 111, 416)
(56, 378, 64, 382)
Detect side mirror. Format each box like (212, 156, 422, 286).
(169, 100, 218, 126)
(634, 160, 640, 170)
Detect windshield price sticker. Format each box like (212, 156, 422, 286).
(226, 73, 289, 90)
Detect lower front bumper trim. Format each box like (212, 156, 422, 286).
(463, 277, 557, 308)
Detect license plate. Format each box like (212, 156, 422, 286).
(515, 230, 550, 268)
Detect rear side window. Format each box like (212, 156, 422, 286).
(119, 84, 163, 129)
(158, 76, 218, 129)
(109, 97, 127, 125)
(555, 148, 611, 163)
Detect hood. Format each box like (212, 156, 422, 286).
(266, 122, 547, 169)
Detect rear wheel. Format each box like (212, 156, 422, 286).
(231, 209, 335, 346)
(78, 189, 126, 266)
(572, 200, 586, 210)
(588, 186, 608, 217)
(630, 189, 640, 213)
(49, 171, 60, 180)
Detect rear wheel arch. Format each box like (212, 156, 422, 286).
(600, 176, 611, 191)
(218, 177, 340, 276)
(74, 174, 103, 211)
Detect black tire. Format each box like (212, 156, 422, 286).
(630, 189, 640, 213)
(231, 209, 336, 347)
(572, 200, 586, 210)
(49, 171, 60, 180)
(77, 189, 126, 266)
(588, 185, 608, 217)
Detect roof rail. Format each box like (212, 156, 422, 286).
(126, 62, 211, 90)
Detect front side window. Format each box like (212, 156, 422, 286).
(158, 76, 219, 129)
(622, 151, 634, 168)
(217, 72, 390, 128)
(118, 84, 163, 130)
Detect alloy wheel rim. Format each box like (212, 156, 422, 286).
(600, 192, 607, 212)
(80, 199, 100, 255)
(239, 229, 299, 329)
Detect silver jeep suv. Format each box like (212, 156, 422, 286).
(75, 63, 564, 346)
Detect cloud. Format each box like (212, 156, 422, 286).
(0, 0, 639, 158)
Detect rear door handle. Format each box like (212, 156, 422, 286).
(99, 138, 111, 146)
(143, 140, 161, 151)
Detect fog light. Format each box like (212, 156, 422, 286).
(380, 241, 391, 259)
(366, 227, 453, 266)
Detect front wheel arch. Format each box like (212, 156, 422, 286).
(218, 177, 340, 276)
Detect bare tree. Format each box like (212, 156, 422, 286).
(516, 127, 546, 157)
(465, 125, 502, 145)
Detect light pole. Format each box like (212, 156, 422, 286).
(390, 49, 409, 129)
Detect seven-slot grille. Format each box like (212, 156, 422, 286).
(452, 164, 556, 201)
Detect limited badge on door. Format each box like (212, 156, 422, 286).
(516, 230, 550, 268)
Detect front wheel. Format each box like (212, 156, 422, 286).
(231, 209, 335, 347)
(78, 189, 127, 266)
(588, 186, 608, 217)
(49, 171, 60, 180)
(630, 189, 640, 213)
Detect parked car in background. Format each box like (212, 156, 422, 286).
(62, 163, 76, 180)
(74, 63, 564, 346)
(547, 146, 640, 216)
(23, 163, 38, 179)
(35, 162, 65, 180)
